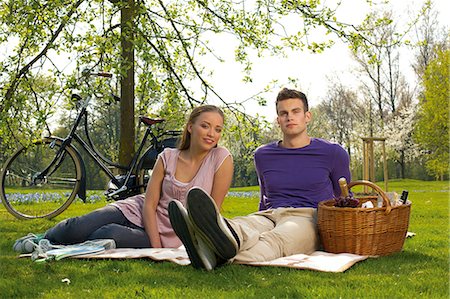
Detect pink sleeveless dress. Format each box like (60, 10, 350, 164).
(111, 146, 231, 248)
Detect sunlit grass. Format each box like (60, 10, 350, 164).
(0, 180, 448, 298)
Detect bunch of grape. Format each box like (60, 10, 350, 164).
(334, 195, 359, 208)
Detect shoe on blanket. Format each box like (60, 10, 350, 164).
(169, 200, 218, 271)
(13, 233, 45, 254)
(186, 187, 240, 260)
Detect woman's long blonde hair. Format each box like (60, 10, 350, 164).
(177, 105, 224, 150)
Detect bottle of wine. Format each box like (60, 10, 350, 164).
(338, 177, 349, 197)
(335, 177, 359, 208)
(400, 190, 409, 204)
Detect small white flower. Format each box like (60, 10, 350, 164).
(61, 278, 71, 285)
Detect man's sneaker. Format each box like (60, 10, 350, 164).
(168, 200, 217, 271)
(13, 233, 45, 254)
(186, 187, 239, 260)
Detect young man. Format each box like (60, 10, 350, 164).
(168, 88, 351, 270)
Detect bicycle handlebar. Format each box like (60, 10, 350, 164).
(81, 69, 113, 78)
(92, 71, 113, 78)
(76, 69, 118, 106)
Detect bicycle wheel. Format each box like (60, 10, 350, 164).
(0, 138, 82, 219)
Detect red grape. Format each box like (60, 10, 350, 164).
(334, 195, 359, 208)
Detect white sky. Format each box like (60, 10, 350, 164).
(203, 0, 450, 122)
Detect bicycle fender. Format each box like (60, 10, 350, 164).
(43, 136, 87, 202)
(137, 146, 159, 171)
(137, 137, 179, 171)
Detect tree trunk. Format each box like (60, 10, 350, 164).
(400, 150, 405, 179)
(119, 0, 135, 168)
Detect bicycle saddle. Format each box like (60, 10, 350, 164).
(139, 116, 165, 126)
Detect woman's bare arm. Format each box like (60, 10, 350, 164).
(210, 155, 233, 209)
(142, 157, 165, 248)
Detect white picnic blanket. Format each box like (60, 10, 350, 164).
(21, 232, 415, 272)
(73, 247, 368, 273)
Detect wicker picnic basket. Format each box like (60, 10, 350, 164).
(317, 180, 411, 256)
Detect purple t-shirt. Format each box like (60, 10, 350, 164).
(254, 138, 351, 210)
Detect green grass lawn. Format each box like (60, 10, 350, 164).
(0, 179, 448, 298)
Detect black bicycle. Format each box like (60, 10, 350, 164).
(0, 71, 180, 219)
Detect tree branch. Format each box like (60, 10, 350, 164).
(2, 0, 86, 110)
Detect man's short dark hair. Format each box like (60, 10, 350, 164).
(276, 88, 309, 112)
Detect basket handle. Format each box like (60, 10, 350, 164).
(347, 180, 392, 215)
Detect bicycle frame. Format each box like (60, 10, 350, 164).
(71, 98, 128, 186)
(40, 91, 166, 202)
(0, 71, 181, 219)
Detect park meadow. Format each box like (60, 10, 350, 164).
(0, 179, 448, 298)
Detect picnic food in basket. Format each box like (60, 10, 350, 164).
(334, 177, 359, 208)
(318, 180, 412, 256)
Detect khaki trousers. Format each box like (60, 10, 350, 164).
(228, 208, 319, 263)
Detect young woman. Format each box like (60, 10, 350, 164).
(14, 105, 233, 251)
